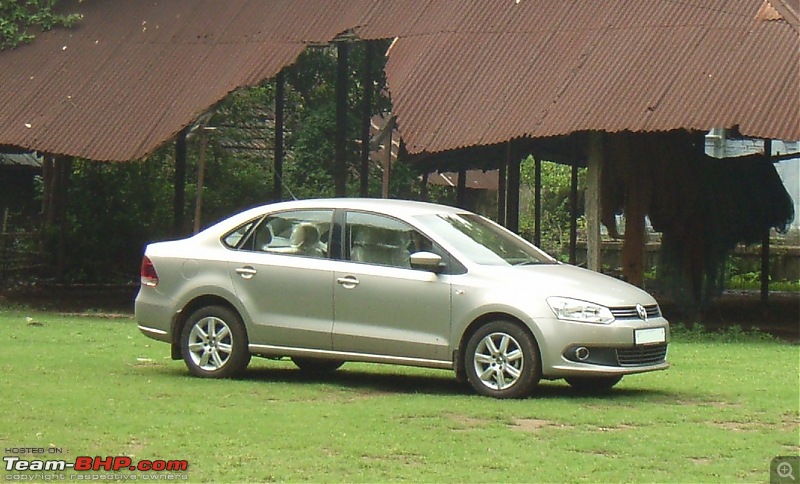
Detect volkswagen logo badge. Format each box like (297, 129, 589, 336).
(636, 304, 648, 321)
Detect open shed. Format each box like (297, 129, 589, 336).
(0, 0, 797, 304)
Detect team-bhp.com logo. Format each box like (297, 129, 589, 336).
(5, 455, 188, 472)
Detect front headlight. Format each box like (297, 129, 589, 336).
(546, 297, 615, 324)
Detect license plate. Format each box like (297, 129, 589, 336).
(635, 327, 666, 345)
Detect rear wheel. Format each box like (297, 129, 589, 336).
(464, 320, 540, 398)
(180, 305, 251, 378)
(291, 357, 344, 373)
(565, 375, 622, 393)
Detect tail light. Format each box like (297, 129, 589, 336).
(140, 256, 159, 287)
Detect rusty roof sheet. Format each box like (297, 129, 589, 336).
(382, 0, 800, 154)
(0, 0, 797, 161)
(0, 0, 371, 161)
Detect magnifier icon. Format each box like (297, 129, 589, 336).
(778, 461, 796, 480)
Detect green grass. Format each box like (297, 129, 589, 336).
(1, 310, 798, 482)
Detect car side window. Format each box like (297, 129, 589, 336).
(345, 212, 436, 269)
(248, 210, 333, 259)
(222, 220, 258, 249)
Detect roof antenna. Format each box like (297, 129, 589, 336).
(274, 170, 298, 201)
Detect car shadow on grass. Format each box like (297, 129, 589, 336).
(229, 364, 677, 401)
(239, 365, 470, 397)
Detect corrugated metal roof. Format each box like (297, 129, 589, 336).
(0, 0, 797, 161)
(0, 0, 372, 161)
(383, 0, 800, 154)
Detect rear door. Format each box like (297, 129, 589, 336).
(227, 209, 335, 349)
(331, 211, 452, 362)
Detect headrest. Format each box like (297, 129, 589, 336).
(290, 223, 320, 247)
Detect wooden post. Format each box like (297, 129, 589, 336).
(0, 207, 6, 279)
(506, 142, 520, 233)
(55, 155, 72, 278)
(569, 157, 578, 265)
(174, 127, 188, 235)
(273, 70, 285, 201)
(497, 161, 507, 225)
(360, 42, 374, 197)
(618, 133, 648, 286)
(41, 155, 54, 232)
(193, 126, 209, 234)
(456, 168, 467, 208)
(586, 132, 602, 272)
(381, 129, 392, 198)
(334, 42, 349, 197)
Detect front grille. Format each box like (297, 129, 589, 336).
(610, 304, 661, 320)
(617, 344, 668, 366)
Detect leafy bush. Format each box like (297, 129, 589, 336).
(0, 0, 81, 50)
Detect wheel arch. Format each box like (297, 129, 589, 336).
(170, 294, 246, 360)
(453, 312, 542, 379)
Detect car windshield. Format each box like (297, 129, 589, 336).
(416, 213, 556, 266)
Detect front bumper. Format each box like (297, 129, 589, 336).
(535, 316, 670, 378)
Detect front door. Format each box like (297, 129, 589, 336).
(331, 211, 452, 362)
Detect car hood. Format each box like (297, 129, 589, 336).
(472, 263, 657, 308)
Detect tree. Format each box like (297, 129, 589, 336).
(519, 157, 586, 258)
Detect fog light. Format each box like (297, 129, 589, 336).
(574, 347, 590, 361)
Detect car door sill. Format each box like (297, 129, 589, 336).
(249, 344, 453, 370)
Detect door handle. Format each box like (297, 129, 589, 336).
(235, 266, 257, 279)
(336, 275, 359, 289)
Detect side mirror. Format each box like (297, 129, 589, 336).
(409, 251, 445, 273)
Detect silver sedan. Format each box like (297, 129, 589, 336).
(136, 198, 669, 398)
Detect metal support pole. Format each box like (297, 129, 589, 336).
(761, 139, 772, 306)
(534, 157, 542, 247)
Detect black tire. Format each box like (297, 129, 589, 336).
(180, 305, 251, 378)
(464, 320, 540, 399)
(565, 375, 622, 393)
(291, 357, 344, 373)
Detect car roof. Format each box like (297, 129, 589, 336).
(202, 198, 468, 236)
(270, 198, 463, 215)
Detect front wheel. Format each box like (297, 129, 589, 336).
(180, 305, 251, 378)
(464, 320, 540, 398)
(565, 375, 622, 393)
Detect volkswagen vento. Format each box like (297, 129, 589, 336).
(136, 198, 669, 398)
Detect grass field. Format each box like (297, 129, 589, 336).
(1, 309, 798, 482)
